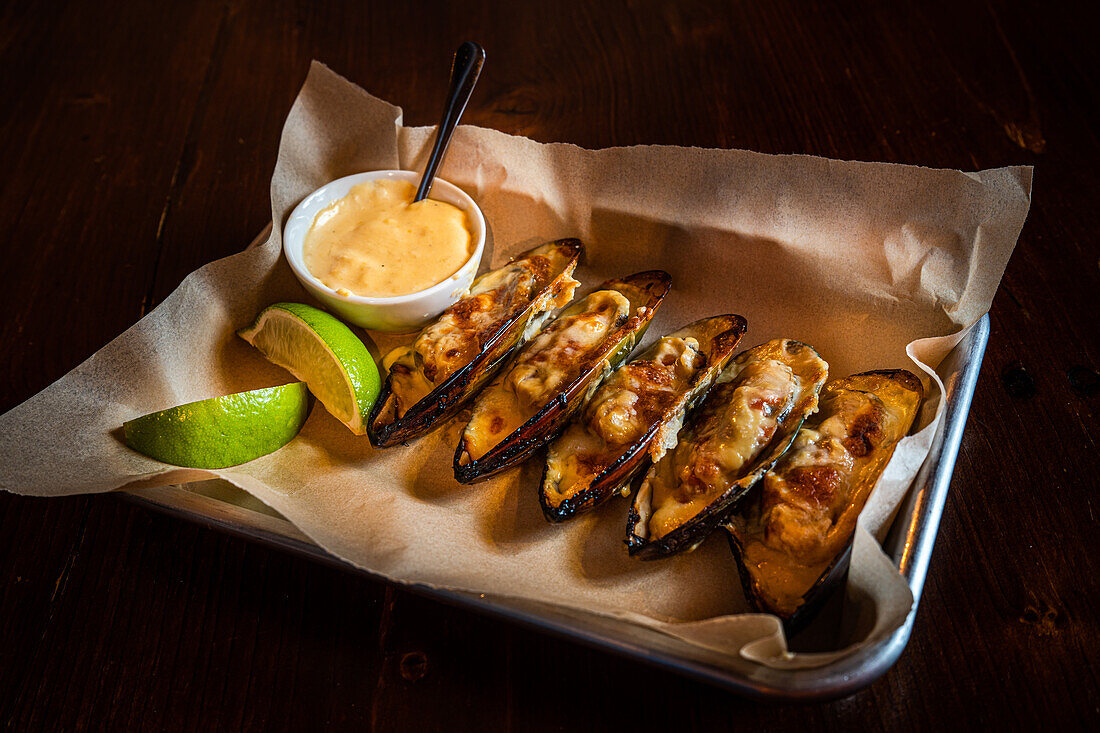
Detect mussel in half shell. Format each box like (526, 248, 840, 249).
(724, 369, 923, 631)
(539, 315, 748, 522)
(368, 239, 583, 447)
(626, 339, 829, 559)
(454, 271, 672, 484)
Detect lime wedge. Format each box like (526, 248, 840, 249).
(237, 302, 380, 435)
(124, 383, 311, 468)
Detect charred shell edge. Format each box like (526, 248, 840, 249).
(849, 368, 925, 400)
(538, 314, 749, 523)
(625, 340, 828, 559)
(453, 270, 672, 484)
(367, 239, 583, 447)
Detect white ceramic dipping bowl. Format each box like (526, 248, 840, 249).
(283, 170, 486, 332)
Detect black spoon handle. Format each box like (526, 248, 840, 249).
(414, 41, 486, 202)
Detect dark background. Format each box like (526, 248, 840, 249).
(1, 0, 1097, 729)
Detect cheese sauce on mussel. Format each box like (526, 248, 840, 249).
(725, 370, 923, 624)
(461, 289, 631, 461)
(540, 315, 747, 522)
(368, 240, 582, 447)
(627, 339, 828, 558)
(454, 271, 672, 484)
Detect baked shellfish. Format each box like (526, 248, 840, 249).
(367, 239, 582, 447)
(539, 315, 747, 522)
(454, 271, 672, 484)
(626, 339, 829, 558)
(724, 369, 923, 630)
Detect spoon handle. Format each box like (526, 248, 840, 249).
(414, 41, 486, 202)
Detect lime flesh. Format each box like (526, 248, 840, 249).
(237, 302, 380, 435)
(124, 383, 311, 469)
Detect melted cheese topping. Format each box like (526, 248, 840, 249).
(304, 178, 472, 297)
(544, 337, 703, 506)
(383, 247, 578, 417)
(461, 290, 630, 461)
(645, 358, 797, 539)
(732, 375, 921, 617)
(587, 338, 702, 447)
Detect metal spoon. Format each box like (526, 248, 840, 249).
(414, 41, 486, 202)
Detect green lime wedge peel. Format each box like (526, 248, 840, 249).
(124, 383, 311, 469)
(237, 302, 380, 435)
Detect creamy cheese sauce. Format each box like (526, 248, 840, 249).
(731, 374, 921, 617)
(386, 259, 577, 418)
(303, 178, 472, 298)
(545, 425, 607, 504)
(386, 264, 535, 415)
(734, 418, 855, 616)
(462, 290, 630, 461)
(545, 337, 703, 506)
(646, 358, 798, 539)
(738, 543, 826, 617)
(632, 340, 829, 544)
(585, 338, 702, 447)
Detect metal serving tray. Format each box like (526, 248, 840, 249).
(123, 276, 990, 700)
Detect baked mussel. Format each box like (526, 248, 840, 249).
(723, 369, 923, 631)
(539, 315, 748, 522)
(367, 239, 583, 447)
(454, 271, 672, 484)
(626, 339, 829, 559)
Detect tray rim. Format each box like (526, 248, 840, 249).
(123, 225, 991, 699)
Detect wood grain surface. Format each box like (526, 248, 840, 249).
(1, 0, 1097, 729)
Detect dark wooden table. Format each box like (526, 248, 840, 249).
(2, 0, 1096, 728)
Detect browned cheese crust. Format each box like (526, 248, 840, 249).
(730, 370, 923, 618)
(459, 289, 630, 461)
(544, 336, 705, 506)
(383, 244, 578, 417)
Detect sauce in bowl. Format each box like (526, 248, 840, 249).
(303, 178, 473, 298)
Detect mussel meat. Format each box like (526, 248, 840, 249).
(454, 271, 672, 484)
(626, 339, 829, 558)
(368, 239, 583, 447)
(540, 315, 747, 522)
(724, 369, 923, 631)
